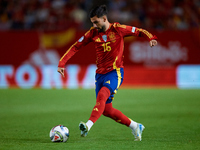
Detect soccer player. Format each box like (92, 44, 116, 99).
(57, 5, 157, 141)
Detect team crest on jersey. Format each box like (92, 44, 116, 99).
(102, 35, 107, 42)
(78, 36, 84, 42)
(108, 32, 116, 43)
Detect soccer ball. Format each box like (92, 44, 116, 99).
(50, 125, 69, 142)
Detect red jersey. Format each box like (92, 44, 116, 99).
(58, 22, 157, 74)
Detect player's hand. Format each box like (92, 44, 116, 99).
(149, 39, 157, 47)
(57, 67, 65, 78)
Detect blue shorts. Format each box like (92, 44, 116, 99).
(95, 68, 124, 104)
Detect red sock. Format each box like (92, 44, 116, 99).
(103, 103, 131, 127)
(89, 86, 110, 123)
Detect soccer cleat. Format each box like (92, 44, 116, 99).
(79, 121, 88, 137)
(132, 123, 145, 141)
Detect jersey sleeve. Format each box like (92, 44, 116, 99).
(114, 23, 158, 41)
(58, 28, 94, 68)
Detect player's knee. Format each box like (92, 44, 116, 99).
(103, 109, 112, 117)
(103, 103, 114, 117)
(97, 87, 111, 102)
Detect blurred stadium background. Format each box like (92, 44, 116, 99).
(0, 1, 200, 149)
(0, 0, 200, 88)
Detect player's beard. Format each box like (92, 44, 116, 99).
(97, 25, 106, 32)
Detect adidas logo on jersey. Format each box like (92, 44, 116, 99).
(95, 38, 101, 42)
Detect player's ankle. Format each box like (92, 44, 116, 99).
(86, 120, 94, 131)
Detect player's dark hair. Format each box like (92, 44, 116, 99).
(89, 5, 108, 18)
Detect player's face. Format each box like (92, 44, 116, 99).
(90, 16, 106, 32)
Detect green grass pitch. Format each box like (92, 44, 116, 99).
(0, 88, 200, 150)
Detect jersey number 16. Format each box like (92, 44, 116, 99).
(102, 42, 111, 52)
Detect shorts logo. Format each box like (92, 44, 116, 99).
(105, 80, 110, 84)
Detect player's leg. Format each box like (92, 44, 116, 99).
(85, 69, 122, 126)
(103, 103, 145, 141)
(80, 68, 125, 136)
(103, 102, 131, 126)
(79, 73, 111, 137)
(101, 68, 145, 141)
(79, 86, 110, 137)
(89, 86, 111, 123)
(79, 68, 145, 140)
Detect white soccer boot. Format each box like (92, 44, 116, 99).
(132, 123, 145, 141)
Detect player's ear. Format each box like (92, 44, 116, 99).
(102, 15, 107, 22)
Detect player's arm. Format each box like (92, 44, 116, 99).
(135, 28, 158, 47)
(115, 23, 158, 47)
(57, 28, 93, 77)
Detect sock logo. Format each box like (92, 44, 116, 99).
(93, 108, 99, 111)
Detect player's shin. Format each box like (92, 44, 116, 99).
(88, 86, 111, 124)
(103, 103, 131, 126)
